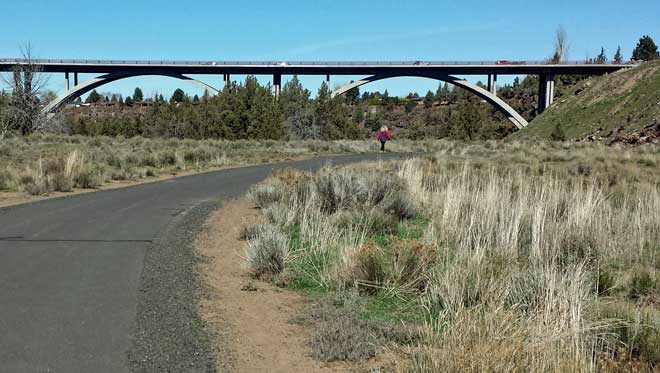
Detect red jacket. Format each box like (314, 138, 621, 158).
(376, 130, 391, 141)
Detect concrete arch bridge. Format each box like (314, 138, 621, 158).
(0, 59, 632, 130)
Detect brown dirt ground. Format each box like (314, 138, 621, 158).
(196, 199, 398, 373)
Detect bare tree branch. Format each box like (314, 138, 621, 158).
(1, 43, 50, 135)
(551, 26, 569, 63)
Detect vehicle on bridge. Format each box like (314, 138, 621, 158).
(496, 60, 526, 65)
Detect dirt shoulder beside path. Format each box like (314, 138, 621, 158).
(196, 199, 361, 373)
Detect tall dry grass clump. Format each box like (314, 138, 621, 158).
(247, 150, 660, 371)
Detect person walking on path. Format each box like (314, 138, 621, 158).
(376, 126, 391, 152)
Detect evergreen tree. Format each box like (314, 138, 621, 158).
(280, 75, 311, 118)
(246, 85, 284, 140)
(595, 47, 607, 64)
(124, 96, 133, 106)
(512, 77, 521, 91)
(632, 35, 659, 61)
(436, 82, 450, 100)
(85, 90, 102, 104)
(424, 90, 435, 108)
(192, 94, 200, 104)
(405, 99, 417, 113)
(133, 87, 144, 102)
(345, 86, 360, 105)
(613, 46, 623, 64)
(315, 82, 360, 140)
(280, 75, 314, 139)
(170, 88, 186, 103)
(450, 95, 484, 140)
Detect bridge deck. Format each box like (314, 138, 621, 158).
(0, 59, 633, 76)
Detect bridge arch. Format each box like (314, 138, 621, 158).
(331, 73, 528, 129)
(43, 72, 220, 114)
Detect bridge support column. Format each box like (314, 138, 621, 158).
(537, 75, 555, 114)
(491, 74, 498, 95)
(273, 74, 281, 98)
(326, 74, 330, 83)
(74, 72, 79, 86)
(223, 74, 230, 89)
(65, 72, 70, 90)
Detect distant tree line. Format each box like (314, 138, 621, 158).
(68, 76, 365, 140)
(68, 72, 549, 141)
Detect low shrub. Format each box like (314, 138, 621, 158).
(0, 169, 16, 191)
(239, 224, 264, 241)
(596, 267, 616, 296)
(23, 180, 48, 195)
(597, 302, 660, 366)
(247, 179, 285, 209)
(304, 296, 378, 362)
(21, 161, 49, 196)
(346, 239, 435, 294)
(383, 191, 419, 220)
(629, 271, 657, 299)
(245, 224, 289, 279)
(49, 171, 74, 192)
(157, 150, 177, 166)
(75, 169, 99, 189)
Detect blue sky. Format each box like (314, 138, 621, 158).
(1, 0, 658, 99)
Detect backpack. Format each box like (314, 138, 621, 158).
(379, 131, 388, 142)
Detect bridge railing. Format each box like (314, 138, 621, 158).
(0, 58, 636, 66)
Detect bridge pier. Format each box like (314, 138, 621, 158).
(223, 74, 230, 89)
(326, 74, 330, 83)
(537, 75, 555, 114)
(273, 74, 281, 98)
(74, 72, 78, 86)
(487, 74, 498, 95)
(65, 72, 70, 90)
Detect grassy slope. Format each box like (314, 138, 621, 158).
(513, 60, 660, 140)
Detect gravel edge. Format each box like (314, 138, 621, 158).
(128, 200, 219, 372)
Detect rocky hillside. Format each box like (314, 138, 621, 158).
(514, 60, 660, 143)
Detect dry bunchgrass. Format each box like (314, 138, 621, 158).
(0, 134, 441, 196)
(245, 223, 289, 279)
(246, 141, 660, 370)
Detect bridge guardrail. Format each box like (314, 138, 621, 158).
(0, 58, 636, 66)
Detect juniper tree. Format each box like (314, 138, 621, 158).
(86, 90, 102, 104)
(595, 47, 607, 64)
(632, 35, 659, 61)
(613, 46, 623, 64)
(133, 87, 144, 102)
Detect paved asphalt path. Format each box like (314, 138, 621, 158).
(0, 153, 411, 373)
